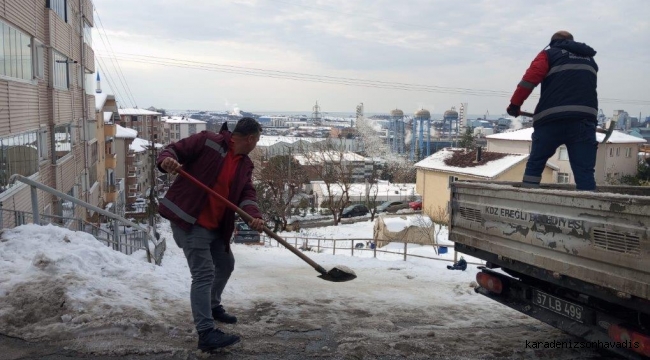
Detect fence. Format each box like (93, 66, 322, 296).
(5, 174, 166, 265)
(1, 208, 149, 256)
(260, 235, 485, 266)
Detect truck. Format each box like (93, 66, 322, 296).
(448, 180, 650, 359)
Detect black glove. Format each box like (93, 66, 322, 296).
(507, 104, 521, 117)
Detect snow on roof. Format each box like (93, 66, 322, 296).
(312, 181, 416, 197)
(94, 92, 108, 112)
(257, 135, 324, 147)
(103, 112, 113, 123)
(415, 148, 530, 179)
(162, 116, 206, 124)
(487, 127, 647, 144)
(115, 124, 137, 139)
(130, 138, 163, 153)
(118, 108, 161, 116)
(294, 151, 368, 165)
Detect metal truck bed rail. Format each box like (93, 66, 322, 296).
(449, 180, 650, 301)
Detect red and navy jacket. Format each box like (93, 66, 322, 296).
(510, 39, 598, 126)
(156, 124, 262, 243)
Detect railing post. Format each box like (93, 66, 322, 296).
(373, 242, 377, 258)
(403, 242, 407, 261)
(113, 219, 119, 250)
(333, 238, 336, 255)
(0, 201, 3, 229)
(351, 238, 354, 256)
(317, 238, 320, 253)
(30, 186, 40, 225)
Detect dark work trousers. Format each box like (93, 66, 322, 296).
(171, 223, 235, 332)
(523, 118, 598, 191)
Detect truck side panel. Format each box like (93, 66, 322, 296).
(449, 182, 650, 301)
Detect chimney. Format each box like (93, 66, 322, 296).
(95, 72, 102, 93)
(474, 146, 482, 163)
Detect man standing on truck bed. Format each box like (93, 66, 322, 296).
(507, 30, 599, 191)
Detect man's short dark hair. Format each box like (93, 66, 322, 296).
(233, 117, 263, 136)
(551, 30, 573, 42)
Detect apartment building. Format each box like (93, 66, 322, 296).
(487, 128, 646, 185)
(161, 115, 206, 144)
(118, 108, 162, 142)
(0, 0, 98, 228)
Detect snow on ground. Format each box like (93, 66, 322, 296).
(0, 221, 601, 359)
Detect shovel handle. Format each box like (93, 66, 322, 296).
(519, 111, 534, 117)
(176, 169, 328, 276)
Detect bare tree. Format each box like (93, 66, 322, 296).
(254, 154, 308, 231)
(297, 138, 356, 225)
(364, 166, 381, 221)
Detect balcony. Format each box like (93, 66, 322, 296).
(104, 182, 118, 203)
(105, 124, 116, 137)
(105, 153, 117, 169)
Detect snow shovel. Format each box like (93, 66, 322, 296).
(519, 111, 615, 144)
(177, 169, 357, 282)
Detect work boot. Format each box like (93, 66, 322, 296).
(197, 328, 240, 352)
(213, 305, 237, 324)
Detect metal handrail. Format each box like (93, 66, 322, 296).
(9, 173, 160, 264)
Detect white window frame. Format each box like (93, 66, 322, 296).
(558, 146, 569, 161)
(616, 147, 620, 157)
(52, 50, 69, 90)
(557, 172, 570, 184)
(625, 147, 631, 158)
(32, 38, 45, 80)
(609, 148, 614, 157)
(0, 20, 34, 82)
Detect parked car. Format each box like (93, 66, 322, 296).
(341, 204, 369, 218)
(376, 200, 410, 213)
(409, 200, 422, 210)
(232, 221, 261, 244)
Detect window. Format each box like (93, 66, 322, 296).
(189, 124, 197, 135)
(83, 20, 92, 45)
(558, 146, 569, 161)
(0, 131, 40, 194)
(625, 147, 631, 158)
(90, 141, 98, 164)
(616, 147, 620, 157)
(48, 0, 67, 22)
(0, 21, 33, 81)
(38, 129, 48, 161)
(557, 172, 570, 184)
(609, 148, 614, 157)
(53, 51, 69, 89)
(32, 39, 44, 79)
(54, 124, 72, 160)
(88, 162, 97, 186)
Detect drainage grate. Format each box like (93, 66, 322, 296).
(459, 207, 482, 223)
(592, 228, 641, 255)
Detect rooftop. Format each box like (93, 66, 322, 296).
(415, 148, 538, 179)
(162, 116, 206, 124)
(486, 127, 646, 144)
(118, 108, 162, 116)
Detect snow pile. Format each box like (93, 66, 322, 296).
(0, 224, 190, 341)
(381, 214, 433, 232)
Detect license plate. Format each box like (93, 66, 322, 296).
(533, 290, 584, 323)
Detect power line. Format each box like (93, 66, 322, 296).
(96, 52, 650, 106)
(93, 7, 138, 108)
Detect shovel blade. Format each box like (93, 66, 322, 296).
(317, 265, 357, 282)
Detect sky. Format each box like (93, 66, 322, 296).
(92, 0, 650, 118)
(0, 220, 601, 358)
